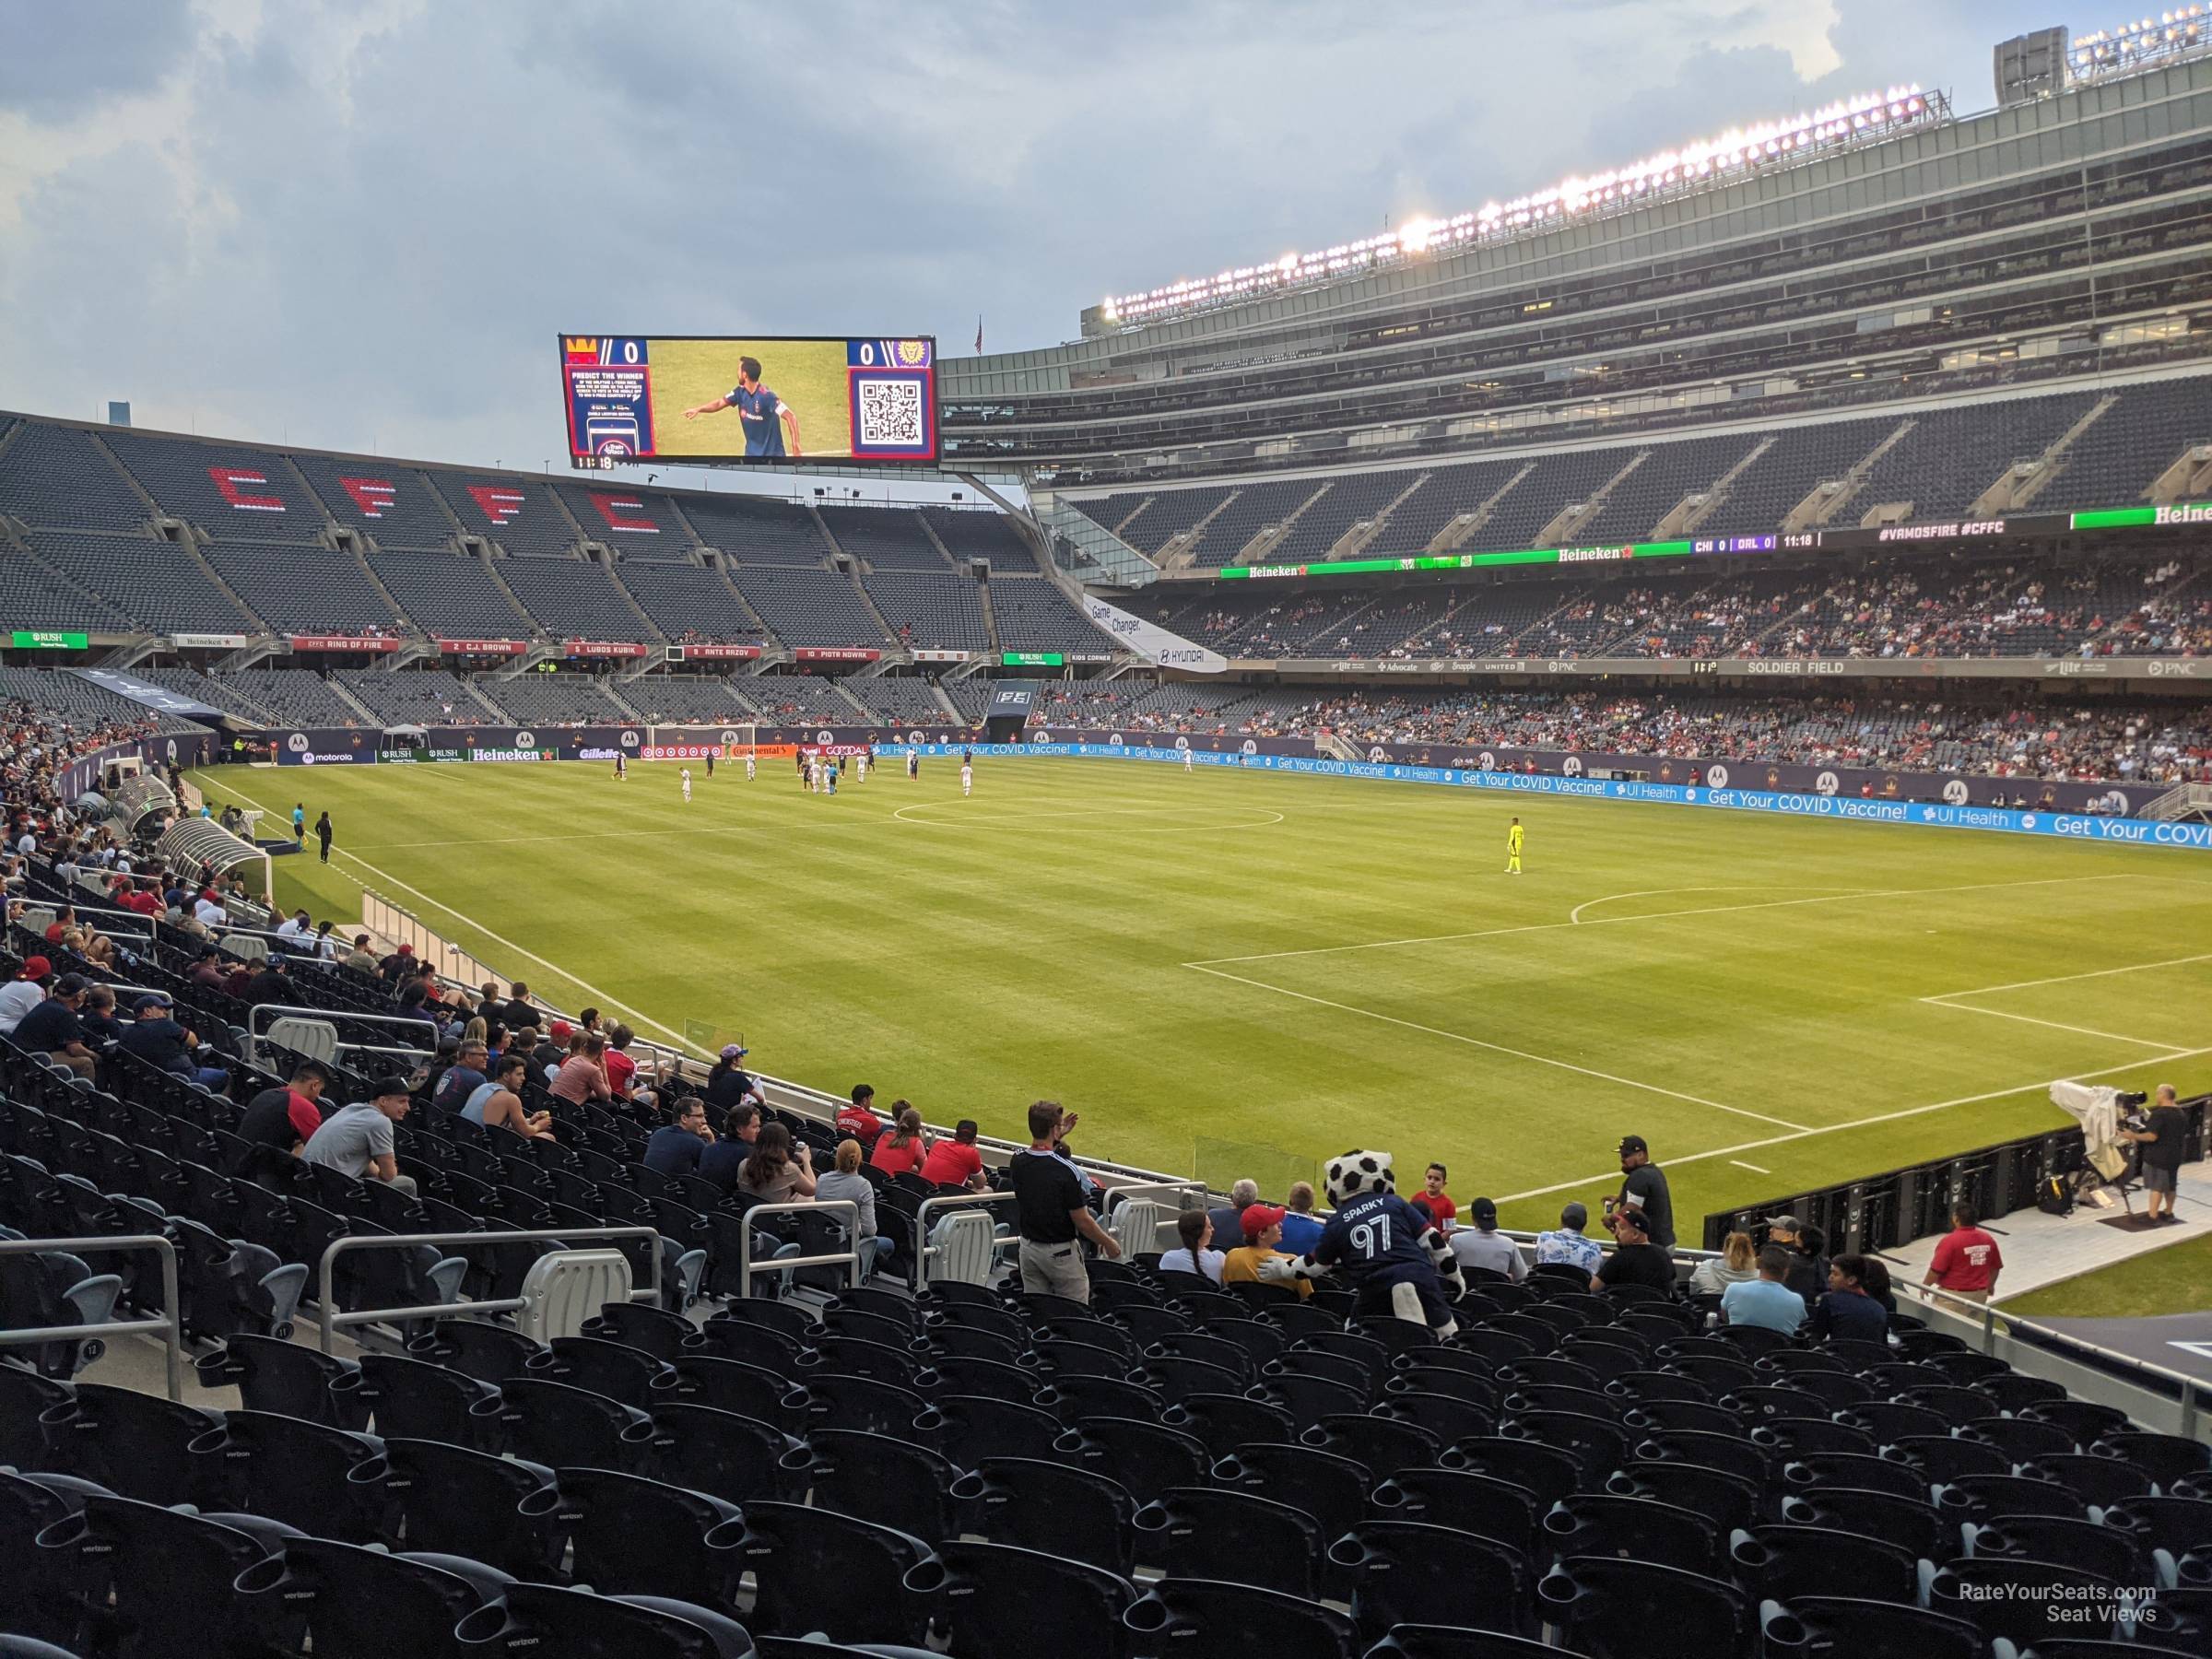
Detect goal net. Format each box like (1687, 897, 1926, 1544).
(643, 724, 754, 760)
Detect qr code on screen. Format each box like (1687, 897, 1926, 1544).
(855, 377, 925, 449)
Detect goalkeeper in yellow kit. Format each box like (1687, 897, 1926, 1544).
(1505, 817, 1524, 875)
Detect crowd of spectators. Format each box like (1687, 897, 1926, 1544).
(1139, 549, 2210, 663)
(1054, 685, 2212, 784)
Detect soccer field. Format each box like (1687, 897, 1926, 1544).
(191, 757, 2212, 1240)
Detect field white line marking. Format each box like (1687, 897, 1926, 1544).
(196, 773, 706, 1056)
(1495, 1042, 2212, 1205)
(1187, 874, 2136, 967)
(890, 803, 1284, 830)
(1918, 999, 2185, 1051)
(1729, 1160, 1771, 1173)
(1567, 886, 1867, 925)
(1923, 951, 2212, 1001)
(1182, 962, 1810, 1131)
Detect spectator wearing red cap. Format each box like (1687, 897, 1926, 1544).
(1220, 1204, 1312, 1297)
(0, 955, 53, 1034)
(531, 1022, 570, 1079)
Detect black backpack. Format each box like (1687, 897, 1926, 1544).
(2036, 1175, 2073, 1217)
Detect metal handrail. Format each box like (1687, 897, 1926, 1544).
(1105, 1179, 1206, 1212)
(0, 1233, 182, 1400)
(1894, 1277, 2207, 1438)
(18, 899, 160, 938)
(911, 1190, 1018, 1292)
(314, 1225, 662, 1355)
(734, 1199, 863, 1296)
(249, 1002, 438, 1067)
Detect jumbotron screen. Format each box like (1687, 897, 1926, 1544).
(559, 335, 938, 467)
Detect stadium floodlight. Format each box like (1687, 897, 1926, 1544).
(1100, 87, 1943, 326)
(2069, 6, 2210, 81)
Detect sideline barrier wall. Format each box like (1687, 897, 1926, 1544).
(897, 740, 2212, 852)
(247, 722, 2177, 818)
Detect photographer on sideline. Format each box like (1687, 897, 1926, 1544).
(2120, 1084, 2188, 1225)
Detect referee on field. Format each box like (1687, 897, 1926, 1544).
(1009, 1100, 1121, 1301)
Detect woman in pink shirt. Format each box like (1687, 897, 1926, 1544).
(548, 1032, 611, 1105)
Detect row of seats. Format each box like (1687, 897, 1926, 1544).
(1074, 376, 2212, 564)
(7, 1260, 2209, 1657)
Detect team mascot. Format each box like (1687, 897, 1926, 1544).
(1266, 1149, 1462, 1338)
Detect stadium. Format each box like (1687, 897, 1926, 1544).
(2, 10, 2210, 1657)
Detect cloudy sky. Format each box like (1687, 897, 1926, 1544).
(0, 0, 2034, 473)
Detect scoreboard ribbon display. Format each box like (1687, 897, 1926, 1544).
(561, 334, 938, 467)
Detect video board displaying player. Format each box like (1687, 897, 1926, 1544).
(683, 356, 802, 457)
(560, 335, 935, 466)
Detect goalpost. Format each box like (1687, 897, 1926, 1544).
(640, 724, 754, 761)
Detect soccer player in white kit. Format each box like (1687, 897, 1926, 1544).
(857, 750, 869, 782)
(907, 750, 919, 781)
(1184, 747, 1194, 773)
(961, 754, 973, 797)
(680, 767, 692, 802)
(745, 751, 756, 782)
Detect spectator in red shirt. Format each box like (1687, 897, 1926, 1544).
(870, 1103, 930, 1177)
(919, 1118, 987, 1191)
(1421, 1162, 1460, 1230)
(1924, 1201, 2004, 1305)
(836, 1083, 885, 1144)
(603, 1023, 639, 1097)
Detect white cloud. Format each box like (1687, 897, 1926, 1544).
(0, 0, 2024, 468)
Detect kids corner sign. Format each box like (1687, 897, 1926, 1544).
(1078, 595, 1227, 675)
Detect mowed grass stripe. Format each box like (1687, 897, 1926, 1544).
(197, 759, 2212, 1230)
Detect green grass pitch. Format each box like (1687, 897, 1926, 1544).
(194, 757, 2212, 1239)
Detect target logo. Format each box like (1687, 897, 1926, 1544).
(286, 734, 309, 754)
(1815, 771, 1840, 795)
(1942, 780, 1971, 806)
(1562, 756, 1584, 777)
(1705, 764, 1729, 788)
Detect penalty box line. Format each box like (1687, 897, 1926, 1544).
(1182, 961, 1811, 1133)
(1919, 949, 2212, 1053)
(1493, 1041, 2212, 1206)
(1185, 873, 2137, 970)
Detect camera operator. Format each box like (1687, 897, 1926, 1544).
(2120, 1084, 2188, 1225)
